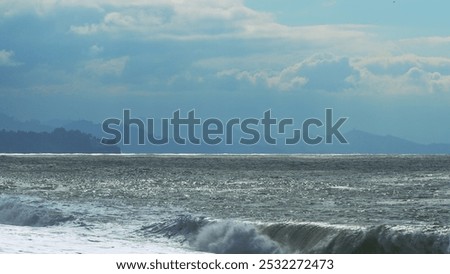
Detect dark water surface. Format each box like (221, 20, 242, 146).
(1, 154, 449, 253)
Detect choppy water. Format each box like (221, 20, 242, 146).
(0, 154, 449, 253)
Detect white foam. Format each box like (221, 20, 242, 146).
(0, 223, 194, 254)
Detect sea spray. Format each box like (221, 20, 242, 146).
(193, 221, 281, 254)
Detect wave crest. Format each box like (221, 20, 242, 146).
(261, 222, 450, 254)
(141, 215, 449, 254)
(0, 196, 74, 227)
(140, 215, 281, 254)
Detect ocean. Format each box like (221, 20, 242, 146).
(0, 154, 449, 254)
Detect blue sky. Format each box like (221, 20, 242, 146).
(1, 0, 450, 144)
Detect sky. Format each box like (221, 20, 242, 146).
(1, 0, 450, 144)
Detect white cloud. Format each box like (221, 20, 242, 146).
(350, 55, 450, 94)
(68, 1, 259, 38)
(217, 68, 308, 92)
(399, 36, 450, 47)
(0, 50, 21, 67)
(0, 0, 379, 57)
(393, 36, 450, 58)
(63, 0, 373, 51)
(89, 44, 104, 56)
(217, 54, 355, 92)
(84, 56, 129, 76)
(3, 0, 450, 97)
(353, 54, 450, 71)
(215, 53, 450, 94)
(322, 0, 337, 8)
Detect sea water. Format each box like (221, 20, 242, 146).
(0, 154, 449, 254)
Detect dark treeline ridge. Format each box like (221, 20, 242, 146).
(0, 128, 120, 153)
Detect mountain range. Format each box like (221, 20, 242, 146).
(1, 113, 449, 154)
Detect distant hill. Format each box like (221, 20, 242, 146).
(109, 130, 450, 154)
(0, 128, 120, 153)
(0, 113, 52, 132)
(0, 114, 104, 137)
(1, 113, 449, 154)
(60, 120, 104, 138)
(320, 130, 450, 154)
(116, 130, 450, 154)
(0, 113, 119, 153)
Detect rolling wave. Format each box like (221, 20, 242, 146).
(140, 215, 450, 254)
(0, 196, 74, 227)
(262, 222, 450, 254)
(139, 215, 281, 254)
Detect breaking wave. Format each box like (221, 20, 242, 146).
(193, 221, 281, 254)
(140, 215, 449, 254)
(0, 196, 74, 227)
(139, 215, 281, 254)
